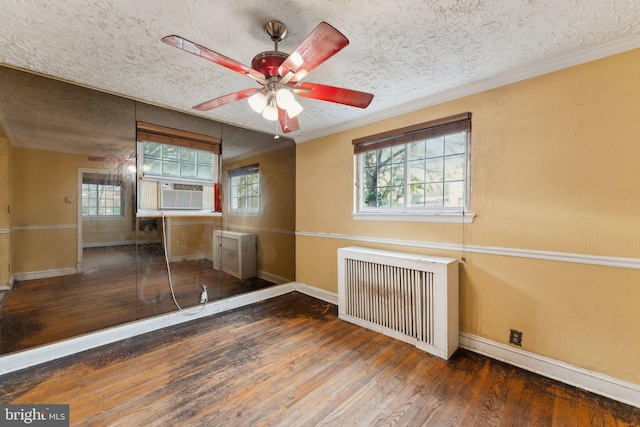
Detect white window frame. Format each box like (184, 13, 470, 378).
(352, 113, 474, 223)
(229, 165, 260, 214)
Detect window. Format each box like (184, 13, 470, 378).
(136, 122, 220, 184)
(353, 113, 473, 223)
(82, 182, 122, 217)
(136, 122, 221, 212)
(141, 141, 213, 181)
(229, 165, 260, 213)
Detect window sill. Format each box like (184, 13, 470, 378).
(352, 211, 475, 224)
(137, 209, 222, 218)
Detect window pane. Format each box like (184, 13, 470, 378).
(408, 159, 425, 183)
(425, 183, 444, 206)
(378, 147, 392, 165)
(363, 185, 377, 208)
(249, 197, 259, 211)
(163, 160, 180, 177)
(143, 141, 162, 158)
(376, 187, 391, 208)
(426, 158, 444, 182)
(445, 154, 465, 181)
(377, 165, 392, 186)
(409, 183, 425, 207)
(163, 145, 180, 159)
(408, 140, 425, 160)
(445, 132, 466, 155)
(197, 165, 212, 180)
(391, 164, 404, 186)
(445, 181, 465, 207)
(425, 137, 444, 158)
(181, 163, 197, 179)
(363, 166, 376, 188)
(144, 158, 162, 176)
(363, 151, 377, 167)
(391, 145, 405, 163)
(181, 148, 196, 163)
(390, 186, 404, 208)
(197, 150, 213, 164)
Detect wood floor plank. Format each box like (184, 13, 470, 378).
(1, 292, 639, 426)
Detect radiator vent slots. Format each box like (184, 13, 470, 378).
(338, 246, 459, 360)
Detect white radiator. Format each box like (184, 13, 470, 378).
(338, 246, 459, 360)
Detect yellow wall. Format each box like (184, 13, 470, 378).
(223, 145, 296, 281)
(0, 130, 10, 285)
(168, 217, 217, 260)
(295, 48, 640, 384)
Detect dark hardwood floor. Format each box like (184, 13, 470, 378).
(0, 244, 275, 355)
(1, 292, 638, 426)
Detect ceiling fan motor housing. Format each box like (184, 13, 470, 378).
(251, 51, 288, 78)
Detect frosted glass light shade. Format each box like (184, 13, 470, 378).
(262, 103, 278, 121)
(276, 88, 295, 109)
(248, 92, 268, 113)
(286, 100, 303, 118)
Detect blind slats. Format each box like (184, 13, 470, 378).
(353, 112, 471, 154)
(228, 164, 259, 178)
(136, 122, 221, 154)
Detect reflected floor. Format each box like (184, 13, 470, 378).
(0, 245, 276, 355)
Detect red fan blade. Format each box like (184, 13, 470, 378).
(278, 107, 300, 133)
(278, 22, 349, 83)
(193, 88, 259, 111)
(162, 35, 266, 81)
(293, 82, 373, 108)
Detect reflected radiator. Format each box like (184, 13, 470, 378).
(338, 246, 459, 360)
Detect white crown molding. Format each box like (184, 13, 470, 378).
(296, 37, 640, 144)
(295, 231, 640, 270)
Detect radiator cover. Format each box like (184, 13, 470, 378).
(338, 246, 459, 360)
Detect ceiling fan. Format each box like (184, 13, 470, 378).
(161, 20, 374, 134)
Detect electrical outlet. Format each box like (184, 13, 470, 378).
(509, 329, 523, 346)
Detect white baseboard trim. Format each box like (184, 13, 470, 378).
(169, 252, 210, 263)
(0, 283, 296, 376)
(14, 268, 78, 281)
(292, 282, 339, 305)
(459, 332, 640, 409)
(82, 240, 138, 248)
(258, 270, 293, 286)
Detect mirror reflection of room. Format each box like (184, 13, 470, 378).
(0, 65, 295, 356)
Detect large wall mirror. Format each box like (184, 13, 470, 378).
(0, 66, 295, 356)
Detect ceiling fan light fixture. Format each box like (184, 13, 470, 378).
(286, 99, 304, 118)
(275, 87, 295, 109)
(262, 99, 278, 121)
(248, 91, 268, 113)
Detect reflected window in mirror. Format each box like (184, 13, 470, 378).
(135, 122, 221, 212)
(229, 164, 260, 214)
(82, 178, 123, 218)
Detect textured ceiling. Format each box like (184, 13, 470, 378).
(1, 0, 640, 143)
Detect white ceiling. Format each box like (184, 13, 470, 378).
(1, 0, 639, 143)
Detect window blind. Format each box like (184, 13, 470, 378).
(228, 164, 259, 178)
(136, 122, 221, 154)
(352, 112, 471, 154)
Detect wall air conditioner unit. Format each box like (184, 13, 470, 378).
(158, 181, 204, 209)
